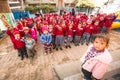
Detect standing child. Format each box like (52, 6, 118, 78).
(91, 20, 99, 43)
(13, 30, 28, 60)
(55, 25, 64, 50)
(80, 34, 112, 80)
(22, 34, 36, 57)
(74, 22, 83, 46)
(48, 24, 56, 49)
(81, 20, 93, 46)
(66, 23, 73, 48)
(29, 24, 37, 41)
(40, 29, 52, 54)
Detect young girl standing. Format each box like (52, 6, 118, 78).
(80, 34, 112, 80)
(40, 29, 52, 54)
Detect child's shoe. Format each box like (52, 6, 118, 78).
(65, 46, 68, 49)
(56, 48, 58, 51)
(68, 45, 71, 48)
(60, 47, 63, 50)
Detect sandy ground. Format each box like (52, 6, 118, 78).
(0, 31, 120, 80)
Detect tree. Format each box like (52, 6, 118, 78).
(76, 0, 94, 8)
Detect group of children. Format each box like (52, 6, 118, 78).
(6, 11, 116, 57)
(35, 12, 116, 54)
(6, 11, 114, 80)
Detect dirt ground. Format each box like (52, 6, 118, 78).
(0, 31, 120, 80)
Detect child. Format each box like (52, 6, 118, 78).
(48, 24, 56, 49)
(91, 20, 99, 43)
(81, 20, 93, 46)
(65, 23, 73, 48)
(22, 34, 36, 57)
(29, 24, 37, 41)
(55, 25, 64, 50)
(40, 29, 52, 54)
(80, 34, 112, 80)
(13, 30, 28, 60)
(74, 22, 83, 46)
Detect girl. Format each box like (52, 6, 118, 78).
(29, 24, 37, 42)
(80, 34, 112, 80)
(40, 29, 52, 54)
(55, 25, 64, 50)
(22, 34, 36, 58)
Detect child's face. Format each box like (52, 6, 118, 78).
(93, 38, 107, 51)
(78, 24, 82, 28)
(26, 37, 30, 40)
(14, 34, 20, 40)
(43, 30, 48, 34)
(24, 29, 29, 33)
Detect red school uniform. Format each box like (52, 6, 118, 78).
(92, 24, 98, 34)
(84, 24, 92, 34)
(75, 27, 83, 36)
(13, 31, 25, 49)
(55, 25, 64, 36)
(66, 27, 73, 37)
(16, 22, 23, 31)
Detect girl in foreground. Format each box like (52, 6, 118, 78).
(81, 34, 112, 80)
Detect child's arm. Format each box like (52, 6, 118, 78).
(40, 34, 46, 43)
(80, 45, 93, 63)
(21, 37, 25, 42)
(47, 34, 52, 44)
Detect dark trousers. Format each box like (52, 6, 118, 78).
(82, 68, 100, 80)
(17, 46, 28, 59)
(44, 43, 52, 53)
(81, 33, 91, 45)
(27, 47, 36, 57)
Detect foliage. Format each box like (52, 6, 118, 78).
(76, 0, 94, 8)
(25, 4, 57, 14)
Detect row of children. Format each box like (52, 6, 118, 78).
(34, 12, 116, 53)
(6, 11, 116, 59)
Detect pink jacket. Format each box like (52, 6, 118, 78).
(80, 45, 112, 79)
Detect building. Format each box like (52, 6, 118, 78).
(0, 0, 24, 13)
(26, 0, 75, 10)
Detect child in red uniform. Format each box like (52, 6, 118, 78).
(55, 25, 64, 50)
(13, 30, 28, 60)
(74, 22, 83, 46)
(66, 23, 73, 48)
(91, 21, 99, 42)
(81, 20, 93, 46)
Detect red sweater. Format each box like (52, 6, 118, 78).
(84, 25, 92, 34)
(55, 27, 64, 36)
(13, 38, 25, 49)
(92, 25, 98, 34)
(66, 28, 73, 37)
(103, 18, 113, 27)
(75, 27, 83, 36)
